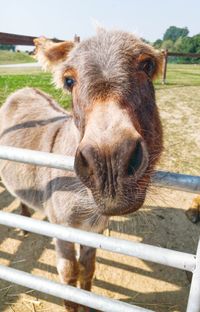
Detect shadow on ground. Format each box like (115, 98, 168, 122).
(0, 183, 200, 312)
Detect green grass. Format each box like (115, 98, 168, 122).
(0, 64, 200, 110)
(1, 63, 200, 111)
(155, 64, 200, 89)
(0, 72, 71, 109)
(0, 50, 36, 65)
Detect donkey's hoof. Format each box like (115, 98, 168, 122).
(78, 307, 88, 312)
(18, 229, 29, 237)
(22, 229, 29, 236)
(78, 307, 96, 312)
(64, 300, 78, 312)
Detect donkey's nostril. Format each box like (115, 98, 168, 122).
(79, 150, 89, 169)
(75, 144, 96, 180)
(127, 141, 143, 176)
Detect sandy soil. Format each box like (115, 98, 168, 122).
(0, 181, 199, 312)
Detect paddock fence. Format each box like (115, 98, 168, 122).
(0, 145, 200, 312)
(1, 32, 200, 84)
(0, 32, 80, 46)
(161, 50, 200, 84)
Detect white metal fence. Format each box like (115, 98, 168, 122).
(0, 145, 199, 312)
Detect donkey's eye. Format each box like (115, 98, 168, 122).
(64, 77, 75, 90)
(140, 59, 155, 77)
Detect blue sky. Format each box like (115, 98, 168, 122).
(1, 0, 199, 45)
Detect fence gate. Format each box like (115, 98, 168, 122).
(0, 145, 200, 312)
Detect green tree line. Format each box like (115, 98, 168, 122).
(153, 26, 200, 63)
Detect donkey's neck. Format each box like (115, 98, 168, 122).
(52, 116, 80, 157)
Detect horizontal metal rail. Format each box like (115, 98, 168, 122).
(0, 145, 199, 193)
(0, 264, 150, 312)
(0, 211, 199, 312)
(151, 170, 200, 194)
(0, 145, 74, 171)
(0, 211, 196, 272)
(167, 52, 200, 58)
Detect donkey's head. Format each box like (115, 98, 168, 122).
(34, 29, 163, 216)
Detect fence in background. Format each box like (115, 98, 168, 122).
(1, 32, 200, 83)
(0, 32, 80, 46)
(161, 50, 200, 84)
(0, 145, 200, 311)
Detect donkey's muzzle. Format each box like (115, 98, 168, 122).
(74, 138, 148, 199)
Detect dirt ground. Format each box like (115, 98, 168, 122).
(0, 182, 199, 312)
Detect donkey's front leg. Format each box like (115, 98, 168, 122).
(78, 246, 96, 312)
(20, 202, 31, 235)
(79, 245, 96, 291)
(55, 239, 79, 312)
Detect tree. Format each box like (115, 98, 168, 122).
(152, 25, 200, 64)
(174, 37, 183, 52)
(153, 39, 162, 49)
(191, 34, 200, 53)
(161, 39, 174, 50)
(163, 26, 189, 42)
(0, 44, 16, 51)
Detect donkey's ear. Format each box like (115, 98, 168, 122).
(34, 37, 74, 71)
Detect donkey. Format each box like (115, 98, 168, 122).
(0, 29, 163, 311)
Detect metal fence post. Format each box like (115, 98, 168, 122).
(162, 49, 168, 84)
(186, 237, 200, 312)
(74, 34, 80, 43)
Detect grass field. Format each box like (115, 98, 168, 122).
(0, 64, 200, 175)
(0, 70, 71, 109)
(0, 50, 36, 65)
(156, 64, 200, 88)
(0, 64, 200, 107)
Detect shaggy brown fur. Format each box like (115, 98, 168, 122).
(0, 29, 163, 311)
